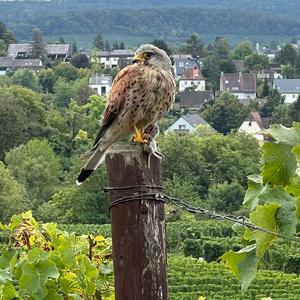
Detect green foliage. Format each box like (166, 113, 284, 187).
(5, 139, 63, 212)
(70, 54, 90, 69)
(201, 92, 250, 134)
(93, 33, 104, 50)
(0, 211, 114, 299)
(12, 69, 39, 92)
(29, 28, 46, 59)
(0, 21, 16, 48)
(0, 85, 45, 160)
(207, 181, 245, 213)
(230, 41, 254, 60)
(221, 122, 300, 289)
(260, 89, 285, 118)
(244, 53, 269, 72)
(54, 79, 73, 107)
(0, 162, 30, 223)
(38, 69, 56, 93)
(54, 63, 79, 82)
(275, 44, 298, 66)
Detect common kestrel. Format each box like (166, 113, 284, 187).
(76, 44, 176, 184)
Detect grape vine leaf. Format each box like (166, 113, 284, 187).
(45, 289, 64, 300)
(243, 204, 280, 257)
(259, 187, 297, 236)
(20, 259, 59, 299)
(220, 244, 258, 290)
(0, 282, 17, 300)
(0, 269, 12, 284)
(262, 142, 297, 186)
(243, 175, 267, 210)
(267, 124, 300, 146)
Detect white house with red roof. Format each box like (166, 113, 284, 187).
(178, 67, 206, 92)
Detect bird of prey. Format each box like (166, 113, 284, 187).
(76, 44, 176, 185)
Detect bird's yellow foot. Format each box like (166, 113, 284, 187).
(133, 126, 148, 144)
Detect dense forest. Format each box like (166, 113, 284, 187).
(0, 0, 300, 42)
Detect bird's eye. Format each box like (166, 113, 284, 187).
(144, 52, 153, 59)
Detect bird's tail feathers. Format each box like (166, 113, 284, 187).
(76, 146, 107, 185)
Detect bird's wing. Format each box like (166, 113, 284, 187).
(93, 64, 142, 146)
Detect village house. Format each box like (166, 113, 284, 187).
(7, 43, 71, 60)
(273, 78, 300, 104)
(238, 111, 269, 143)
(172, 54, 201, 80)
(178, 90, 214, 112)
(89, 74, 112, 96)
(0, 56, 43, 75)
(220, 72, 256, 100)
(178, 67, 206, 92)
(166, 113, 211, 134)
(96, 49, 135, 69)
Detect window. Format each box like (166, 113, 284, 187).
(179, 62, 184, 67)
(179, 124, 186, 130)
(101, 86, 106, 95)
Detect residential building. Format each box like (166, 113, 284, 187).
(89, 75, 112, 96)
(173, 54, 201, 80)
(179, 91, 214, 112)
(273, 79, 300, 103)
(96, 49, 135, 68)
(220, 72, 256, 100)
(0, 56, 43, 75)
(178, 67, 206, 92)
(238, 111, 269, 142)
(166, 113, 211, 134)
(7, 43, 71, 60)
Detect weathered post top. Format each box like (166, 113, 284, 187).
(105, 142, 167, 300)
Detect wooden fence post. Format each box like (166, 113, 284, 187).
(105, 142, 167, 300)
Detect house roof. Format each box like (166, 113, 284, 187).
(97, 49, 135, 58)
(7, 43, 71, 57)
(245, 111, 269, 129)
(182, 113, 209, 127)
(180, 67, 205, 80)
(274, 79, 300, 93)
(46, 44, 71, 55)
(0, 57, 42, 69)
(220, 72, 256, 93)
(89, 75, 112, 85)
(179, 91, 214, 108)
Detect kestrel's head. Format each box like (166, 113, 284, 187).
(132, 44, 172, 71)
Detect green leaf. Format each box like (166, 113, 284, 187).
(262, 142, 297, 186)
(244, 204, 280, 257)
(220, 244, 258, 290)
(243, 175, 267, 210)
(68, 293, 82, 300)
(77, 256, 97, 295)
(0, 282, 17, 300)
(20, 259, 59, 299)
(259, 187, 297, 236)
(0, 250, 16, 269)
(99, 262, 113, 275)
(0, 269, 12, 284)
(45, 289, 64, 300)
(267, 124, 300, 145)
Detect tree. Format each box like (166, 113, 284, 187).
(260, 89, 285, 117)
(12, 69, 39, 91)
(183, 33, 204, 57)
(53, 78, 73, 107)
(119, 41, 125, 49)
(270, 103, 292, 127)
(72, 40, 78, 54)
(54, 62, 79, 81)
(29, 28, 46, 59)
(201, 92, 250, 134)
(281, 63, 297, 79)
(58, 36, 65, 44)
(202, 54, 221, 91)
(93, 33, 104, 50)
(213, 36, 230, 60)
(0, 85, 45, 159)
(38, 68, 56, 93)
(0, 162, 30, 222)
(230, 41, 254, 60)
(275, 44, 298, 65)
(5, 139, 63, 211)
(244, 53, 269, 72)
(288, 94, 300, 122)
(71, 78, 96, 105)
(151, 39, 172, 57)
(70, 53, 90, 68)
(105, 40, 111, 51)
(0, 21, 16, 47)
(0, 39, 7, 56)
(261, 79, 270, 98)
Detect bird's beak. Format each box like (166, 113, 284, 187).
(132, 53, 144, 64)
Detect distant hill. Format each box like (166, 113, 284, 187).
(0, 0, 300, 43)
